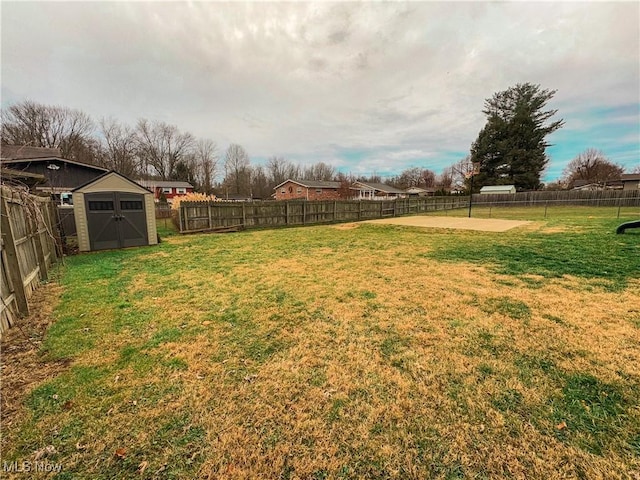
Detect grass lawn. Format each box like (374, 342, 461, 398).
(2, 206, 639, 479)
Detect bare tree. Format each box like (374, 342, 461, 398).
(336, 172, 356, 198)
(421, 169, 436, 188)
(98, 118, 140, 177)
(223, 144, 251, 195)
(266, 156, 301, 186)
(450, 156, 477, 191)
(250, 165, 272, 199)
(562, 148, 624, 187)
(193, 139, 218, 195)
(136, 119, 195, 180)
(1, 100, 96, 163)
(303, 161, 335, 181)
(436, 167, 454, 192)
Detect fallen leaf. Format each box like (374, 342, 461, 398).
(34, 445, 57, 460)
(556, 421, 567, 431)
(115, 448, 127, 459)
(63, 400, 74, 410)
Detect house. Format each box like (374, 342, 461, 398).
(351, 182, 406, 200)
(571, 181, 605, 191)
(274, 179, 342, 201)
(0, 147, 108, 202)
(405, 186, 436, 197)
(620, 174, 640, 191)
(479, 185, 516, 195)
(135, 180, 195, 204)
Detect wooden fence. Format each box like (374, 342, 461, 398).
(178, 197, 468, 233)
(178, 189, 640, 234)
(1, 186, 59, 338)
(471, 189, 640, 207)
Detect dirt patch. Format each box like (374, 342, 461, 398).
(332, 223, 359, 230)
(1, 281, 68, 433)
(364, 215, 531, 232)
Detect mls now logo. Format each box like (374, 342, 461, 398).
(3, 461, 63, 473)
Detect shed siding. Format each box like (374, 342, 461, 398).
(74, 192, 90, 252)
(145, 195, 158, 246)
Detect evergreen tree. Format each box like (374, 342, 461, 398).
(470, 83, 564, 191)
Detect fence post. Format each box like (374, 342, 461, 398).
(0, 195, 29, 316)
(29, 207, 49, 282)
(208, 203, 213, 230)
(302, 202, 306, 225)
(333, 200, 337, 222)
(242, 203, 246, 226)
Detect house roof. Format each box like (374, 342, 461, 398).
(621, 174, 640, 181)
(353, 181, 405, 194)
(0, 156, 109, 173)
(136, 179, 194, 189)
(480, 185, 516, 192)
(1, 145, 62, 160)
(273, 179, 341, 190)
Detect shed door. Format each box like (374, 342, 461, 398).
(85, 192, 148, 251)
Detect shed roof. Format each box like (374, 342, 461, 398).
(621, 174, 640, 181)
(73, 170, 152, 194)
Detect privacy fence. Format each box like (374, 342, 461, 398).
(178, 190, 640, 234)
(178, 197, 469, 233)
(1, 186, 60, 338)
(470, 189, 640, 208)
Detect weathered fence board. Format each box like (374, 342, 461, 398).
(1, 186, 60, 338)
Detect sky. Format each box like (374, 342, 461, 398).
(2, 1, 639, 182)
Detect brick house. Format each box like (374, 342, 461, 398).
(274, 179, 342, 201)
(136, 180, 194, 204)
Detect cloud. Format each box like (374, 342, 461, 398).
(2, 1, 638, 180)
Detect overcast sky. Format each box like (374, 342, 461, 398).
(2, 1, 638, 181)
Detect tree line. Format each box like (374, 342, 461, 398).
(0, 100, 459, 198)
(2, 95, 635, 198)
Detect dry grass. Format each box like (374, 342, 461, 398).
(1, 209, 639, 479)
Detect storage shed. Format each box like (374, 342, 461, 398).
(73, 171, 157, 252)
(480, 185, 516, 195)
